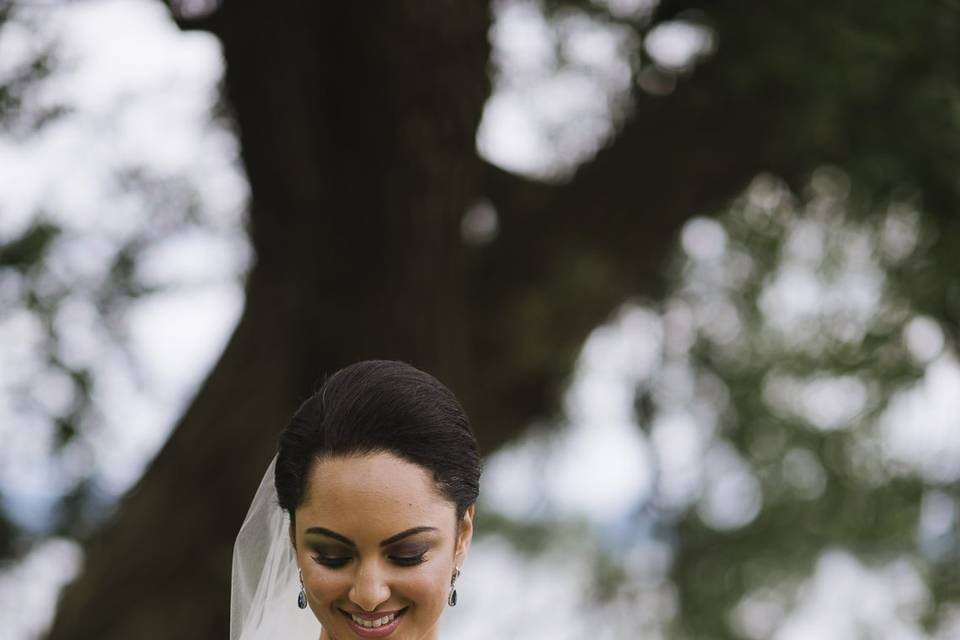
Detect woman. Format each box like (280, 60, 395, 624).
(231, 360, 482, 640)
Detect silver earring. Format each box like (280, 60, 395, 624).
(297, 569, 307, 609)
(448, 567, 460, 607)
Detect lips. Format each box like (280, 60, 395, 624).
(339, 607, 408, 638)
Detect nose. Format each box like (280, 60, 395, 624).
(349, 560, 391, 611)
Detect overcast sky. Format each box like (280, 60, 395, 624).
(1, 1, 958, 639)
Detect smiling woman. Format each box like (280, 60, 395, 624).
(231, 361, 482, 640)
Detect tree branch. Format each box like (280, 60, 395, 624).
(465, 56, 794, 444)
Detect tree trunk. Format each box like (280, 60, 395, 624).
(48, 3, 492, 638)
(42, 1, 960, 636)
(46, 0, 788, 636)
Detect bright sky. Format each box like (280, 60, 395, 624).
(0, 1, 958, 639)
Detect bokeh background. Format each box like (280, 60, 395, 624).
(1, 0, 959, 638)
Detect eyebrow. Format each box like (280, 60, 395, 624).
(303, 526, 438, 548)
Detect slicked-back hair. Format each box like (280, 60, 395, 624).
(275, 360, 481, 527)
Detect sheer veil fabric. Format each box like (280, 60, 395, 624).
(231, 455, 322, 640)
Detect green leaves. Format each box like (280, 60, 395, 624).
(0, 220, 61, 271)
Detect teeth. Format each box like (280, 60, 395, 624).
(350, 611, 398, 628)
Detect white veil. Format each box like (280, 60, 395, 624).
(230, 455, 322, 640)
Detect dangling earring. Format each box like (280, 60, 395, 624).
(448, 567, 460, 606)
(297, 569, 307, 609)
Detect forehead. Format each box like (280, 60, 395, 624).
(297, 451, 453, 538)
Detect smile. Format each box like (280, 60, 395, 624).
(339, 607, 408, 638)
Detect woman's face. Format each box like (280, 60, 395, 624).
(293, 451, 474, 640)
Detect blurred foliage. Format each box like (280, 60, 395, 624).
(477, 166, 960, 637)
(0, 2, 66, 138)
(657, 173, 958, 638)
(1, 0, 960, 636)
(0, 3, 59, 562)
(0, 3, 240, 563)
(475, 0, 960, 637)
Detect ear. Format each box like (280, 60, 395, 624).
(454, 504, 475, 566)
(289, 518, 297, 551)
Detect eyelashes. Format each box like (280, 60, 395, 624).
(311, 553, 427, 569)
(391, 553, 427, 567)
(313, 556, 350, 568)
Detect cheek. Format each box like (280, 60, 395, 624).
(301, 562, 351, 609)
(301, 564, 356, 631)
(401, 561, 454, 621)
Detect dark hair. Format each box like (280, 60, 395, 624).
(275, 360, 481, 526)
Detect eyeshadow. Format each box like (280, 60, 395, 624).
(389, 542, 430, 555)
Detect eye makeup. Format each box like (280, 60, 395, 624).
(389, 552, 427, 566)
(313, 554, 351, 568)
(308, 542, 351, 568)
(387, 542, 430, 566)
(309, 542, 431, 569)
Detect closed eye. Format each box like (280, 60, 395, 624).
(390, 553, 426, 567)
(313, 555, 351, 568)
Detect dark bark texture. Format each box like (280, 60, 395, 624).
(36, 0, 960, 637)
(48, 3, 494, 638)
(45, 0, 894, 637)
